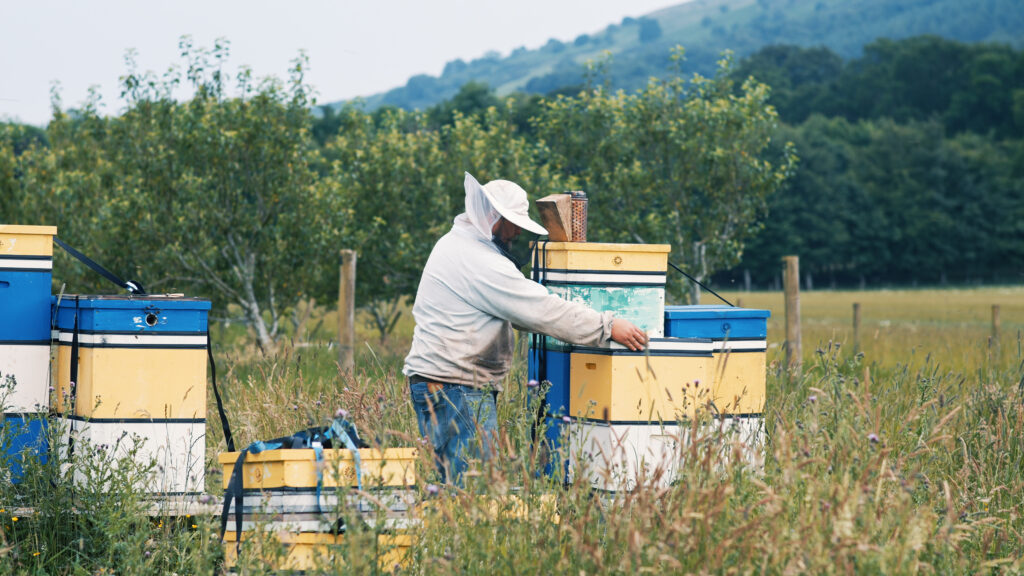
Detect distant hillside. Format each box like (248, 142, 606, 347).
(337, 0, 1024, 110)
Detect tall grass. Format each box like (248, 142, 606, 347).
(1, 287, 1022, 573)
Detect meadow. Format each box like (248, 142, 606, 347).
(2, 286, 1022, 574)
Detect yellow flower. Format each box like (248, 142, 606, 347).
(11, 517, 18, 522)
(33, 552, 40, 557)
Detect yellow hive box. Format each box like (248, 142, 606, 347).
(53, 345, 206, 418)
(218, 448, 418, 490)
(536, 241, 671, 272)
(711, 343, 767, 414)
(224, 529, 411, 572)
(0, 225, 57, 257)
(569, 339, 714, 423)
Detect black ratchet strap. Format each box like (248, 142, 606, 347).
(53, 237, 145, 295)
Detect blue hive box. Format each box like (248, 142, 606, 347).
(1, 413, 48, 483)
(664, 305, 770, 340)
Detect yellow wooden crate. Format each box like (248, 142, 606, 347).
(569, 340, 714, 423)
(224, 530, 411, 572)
(218, 448, 418, 490)
(711, 350, 767, 415)
(534, 242, 671, 273)
(0, 225, 57, 257)
(53, 345, 206, 419)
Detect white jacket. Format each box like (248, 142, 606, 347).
(403, 214, 614, 390)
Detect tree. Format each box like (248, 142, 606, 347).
(9, 40, 346, 350)
(638, 18, 663, 43)
(533, 50, 796, 302)
(106, 41, 345, 350)
(322, 101, 564, 340)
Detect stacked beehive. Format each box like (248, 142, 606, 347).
(218, 447, 417, 572)
(53, 295, 211, 494)
(0, 226, 57, 482)
(528, 242, 769, 490)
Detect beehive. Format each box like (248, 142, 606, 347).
(532, 242, 671, 351)
(0, 225, 57, 482)
(0, 225, 57, 413)
(664, 306, 770, 415)
(52, 295, 210, 494)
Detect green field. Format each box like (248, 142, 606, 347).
(2, 287, 1022, 574)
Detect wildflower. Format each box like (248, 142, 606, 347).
(527, 379, 539, 388)
(145, 550, 151, 557)
(562, 416, 571, 424)
(33, 552, 40, 557)
(198, 494, 212, 505)
(335, 408, 349, 419)
(11, 516, 17, 522)
(808, 395, 817, 403)
(49, 386, 54, 392)
(426, 484, 439, 495)
(868, 433, 879, 444)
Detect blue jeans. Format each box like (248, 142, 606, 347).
(409, 380, 498, 485)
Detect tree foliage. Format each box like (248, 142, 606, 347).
(534, 51, 796, 301)
(3, 40, 345, 350)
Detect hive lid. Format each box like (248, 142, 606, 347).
(531, 241, 671, 253)
(57, 295, 212, 310)
(665, 305, 770, 319)
(0, 225, 58, 235)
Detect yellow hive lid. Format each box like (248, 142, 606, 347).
(0, 225, 58, 235)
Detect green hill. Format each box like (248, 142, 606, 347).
(338, 0, 1024, 110)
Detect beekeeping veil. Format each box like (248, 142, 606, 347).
(464, 171, 549, 240)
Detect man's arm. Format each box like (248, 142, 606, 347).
(467, 259, 648, 350)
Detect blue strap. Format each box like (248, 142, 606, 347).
(328, 419, 363, 492)
(313, 443, 325, 515)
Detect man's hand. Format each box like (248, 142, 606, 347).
(611, 318, 648, 351)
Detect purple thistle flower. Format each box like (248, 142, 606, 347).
(335, 408, 349, 419)
(426, 484, 439, 495)
(527, 379, 539, 388)
(868, 433, 879, 444)
(808, 395, 817, 403)
(562, 416, 572, 424)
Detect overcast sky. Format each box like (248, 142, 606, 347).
(1, 0, 682, 126)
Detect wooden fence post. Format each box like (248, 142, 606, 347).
(783, 255, 801, 376)
(338, 249, 357, 375)
(992, 304, 1001, 344)
(853, 302, 861, 353)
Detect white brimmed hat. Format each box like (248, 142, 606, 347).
(481, 179, 549, 236)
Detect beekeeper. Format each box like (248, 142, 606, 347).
(403, 172, 648, 484)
